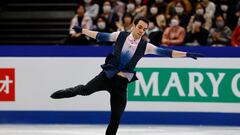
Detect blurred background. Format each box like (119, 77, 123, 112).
(0, 0, 239, 46)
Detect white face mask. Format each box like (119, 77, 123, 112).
(84, 0, 92, 4)
(216, 21, 225, 28)
(135, 0, 142, 5)
(170, 19, 179, 26)
(150, 7, 158, 15)
(175, 7, 184, 14)
(221, 5, 228, 12)
(196, 9, 204, 15)
(103, 5, 111, 13)
(127, 3, 135, 12)
(97, 22, 106, 30)
(149, 22, 155, 30)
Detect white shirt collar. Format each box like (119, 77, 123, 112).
(128, 33, 141, 45)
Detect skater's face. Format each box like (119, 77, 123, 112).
(132, 20, 148, 39)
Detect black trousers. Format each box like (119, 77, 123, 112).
(76, 71, 129, 135)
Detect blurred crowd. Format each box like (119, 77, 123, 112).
(63, 0, 240, 47)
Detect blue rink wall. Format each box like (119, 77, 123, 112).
(0, 45, 240, 57)
(0, 45, 240, 126)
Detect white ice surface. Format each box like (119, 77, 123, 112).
(0, 124, 240, 135)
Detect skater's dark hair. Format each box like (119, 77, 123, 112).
(134, 17, 149, 26)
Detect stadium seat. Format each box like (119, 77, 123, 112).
(0, 0, 78, 45)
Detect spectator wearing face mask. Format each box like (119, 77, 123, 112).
(134, 0, 148, 18)
(64, 4, 94, 45)
(100, 0, 119, 32)
(95, 16, 111, 32)
(187, 2, 212, 31)
(201, 0, 216, 19)
(126, 2, 137, 17)
(165, 0, 192, 20)
(161, 15, 186, 46)
(94, 16, 113, 45)
(215, 0, 234, 29)
(231, 17, 240, 47)
(147, 4, 159, 21)
(216, 0, 229, 19)
(172, 1, 190, 28)
(208, 14, 232, 46)
(109, 0, 125, 20)
(116, 13, 134, 32)
(146, 20, 159, 35)
(83, 0, 100, 19)
(152, 0, 167, 14)
(185, 15, 209, 46)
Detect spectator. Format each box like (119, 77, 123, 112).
(148, 0, 167, 14)
(156, 14, 167, 32)
(95, 16, 111, 32)
(185, 15, 209, 45)
(161, 15, 186, 46)
(208, 14, 232, 46)
(147, 4, 159, 20)
(147, 16, 164, 46)
(100, 0, 119, 32)
(116, 13, 134, 32)
(64, 4, 94, 45)
(215, 0, 233, 29)
(187, 2, 212, 31)
(146, 19, 159, 36)
(94, 16, 113, 45)
(145, 18, 160, 44)
(165, 0, 192, 19)
(173, 1, 191, 27)
(146, 14, 167, 46)
(110, 0, 125, 19)
(231, 17, 240, 46)
(84, 0, 100, 19)
(134, 0, 148, 18)
(201, 0, 216, 19)
(215, 0, 229, 19)
(126, 2, 136, 17)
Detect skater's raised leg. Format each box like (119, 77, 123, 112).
(51, 72, 108, 99)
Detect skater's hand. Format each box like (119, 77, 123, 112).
(186, 52, 204, 60)
(73, 26, 83, 33)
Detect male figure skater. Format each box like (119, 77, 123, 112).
(51, 17, 203, 135)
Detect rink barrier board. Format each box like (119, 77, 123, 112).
(1, 111, 240, 126)
(0, 45, 240, 57)
(0, 45, 240, 125)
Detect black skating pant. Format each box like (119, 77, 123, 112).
(76, 71, 128, 135)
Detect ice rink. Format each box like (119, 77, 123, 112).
(0, 124, 240, 135)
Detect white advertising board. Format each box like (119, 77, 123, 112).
(0, 57, 240, 113)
